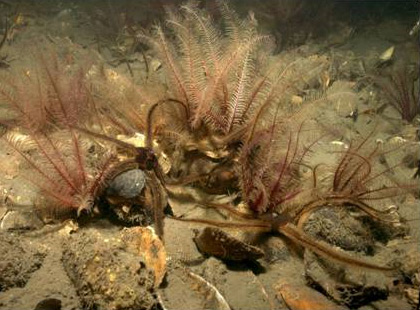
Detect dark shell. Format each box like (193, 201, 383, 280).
(106, 169, 146, 199)
(34, 298, 62, 310)
(193, 227, 264, 261)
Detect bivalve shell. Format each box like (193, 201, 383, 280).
(193, 227, 264, 261)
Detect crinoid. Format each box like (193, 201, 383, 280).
(86, 0, 285, 190)
(0, 44, 94, 132)
(0, 49, 121, 218)
(379, 66, 419, 122)
(73, 0, 285, 234)
(174, 123, 412, 272)
(238, 105, 321, 214)
(294, 129, 413, 229)
(2, 128, 118, 218)
(0, 44, 169, 233)
(0, 0, 410, 276)
(69, 1, 412, 271)
(87, 0, 332, 199)
(135, 0, 273, 134)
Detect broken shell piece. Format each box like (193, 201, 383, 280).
(386, 204, 399, 213)
(104, 68, 121, 81)
(319, 71, 331, 90)
(116, 133, 163, 154)
(379, 46, 395, 62)
(1, 159, 19, 180)
(187, 271, 231, 310)
(60, 220, 79, 235)
(290, 95, 303, 105)
(409, 20, 420, 36)
(158, 151, 171, 174)
(405, 287, 420, 305)
(375, 46, 395, 68)
(204, 149, 230, 159)
(330, 140, 349, 149)
(116, 132, 146, 148)
(150, 58, 162, 72)
(193, 227, 264, 261)
(388, 136, 407, 144)
(121, 205, 131, 213)
(385, 205, 401, 224)
(56, 9, 72, 18)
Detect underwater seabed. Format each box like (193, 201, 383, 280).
(0, 0, 419, 309)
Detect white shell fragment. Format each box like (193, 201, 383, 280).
(187, 271, 231, 310)
(290, 95, 303, 105)
(116, 132, 146, 148)
(379, 46, 395, 62)
(388, 136, 407, 144)
(150, 58, 162, 72)
(409, 20, 420, 36)
(330, 140, 349, 149)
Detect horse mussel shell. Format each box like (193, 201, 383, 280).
(105, 169, 153, 225)
(106, 169, 146, 199)
(193, 227, 264, 261)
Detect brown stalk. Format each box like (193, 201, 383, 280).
(145, 98, 190, 147)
